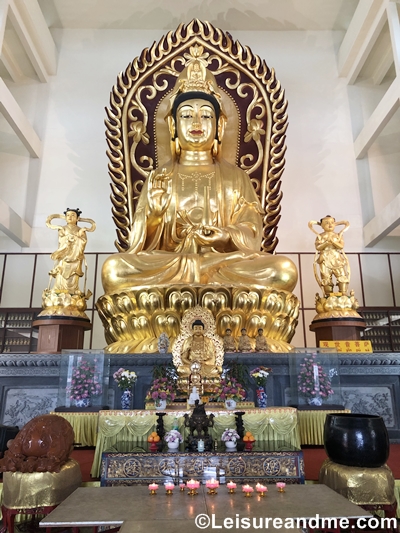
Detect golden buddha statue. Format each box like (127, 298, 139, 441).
(173, 306, 224, 392)
(102, 78, 296, 292)
(178, 319, 221, 378)
(97, 21, 300, 353)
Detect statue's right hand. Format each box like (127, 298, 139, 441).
(147, 168, 172, 215)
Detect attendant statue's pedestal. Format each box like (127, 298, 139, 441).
(309, 293, 365, 346)
(33, 317, 92, 354)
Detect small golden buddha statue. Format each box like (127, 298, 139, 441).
(237, 328, 253, 352)
(223, 328, 237, 352)
(177, 320, 221, 378)
(255, 328, 269, 352)
(172, 306, 224, 392)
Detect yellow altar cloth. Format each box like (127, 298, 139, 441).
(297, 409, 351, 445)
(90, 407, 299, 477)
(50, 411, 99, 447)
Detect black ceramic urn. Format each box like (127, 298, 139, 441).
(324, 413, 389, 468)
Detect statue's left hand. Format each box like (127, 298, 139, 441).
(194, 226, 229, 246)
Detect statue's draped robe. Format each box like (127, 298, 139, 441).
(102, 160, 297, 293)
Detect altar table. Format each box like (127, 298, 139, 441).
(39, 485, 370, 531)
(297, 409, 351, 445)
(100, 443, 304, 486)
(50, 411, 99, 447)
(90, 407, 300, 478)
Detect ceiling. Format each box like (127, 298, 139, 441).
(37, 0, 360, 31)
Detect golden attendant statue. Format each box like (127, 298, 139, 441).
(40, 209, 96, 319)
(309, 216, 361, 319)
(97, 21, 300, 353)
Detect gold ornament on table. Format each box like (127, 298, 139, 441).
(172, 306, 223, 393)
(97, 20, 299, 353)
(40, 209, 96, 319)
(308, 215, 361, 319)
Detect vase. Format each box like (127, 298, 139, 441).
(324, 413, 389, 468)
(74, 397, 91, 408)
(225, 399, 237, 410)
(120, 389, 132, 410)
(307, 395, 323, 406)
(256, 386, 267, 408)
(225, 440, 237, 450)
(167, 440, 180, 450)
(155, 398, 167, 411)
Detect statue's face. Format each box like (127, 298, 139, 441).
(176, 98, 217, 151)
(321, 217, 335, 232)
(192, 324, 205, 336)
(65, 211, 78, 224)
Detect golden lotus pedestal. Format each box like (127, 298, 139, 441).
(96, 285, 299, 354)
(33, 317, 92, 354)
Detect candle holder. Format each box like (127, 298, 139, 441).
(166, 488, 174, 495)
(257, 489, 266, 497)
(148, 483, 159, 495)
(179, 484, 186, 492)
(187, 487, 199, 496)
(227, 482, 237, 494)
(242, 486, 254, 498)
(276, 482, 286, 493)
(207, 487, 217, 495)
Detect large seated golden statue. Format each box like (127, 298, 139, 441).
(97, 20, 300, 353)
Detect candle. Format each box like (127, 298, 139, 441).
(242, 484, 254, 497)
(179, 483, 186, 492)
(227, 481, 237, 494)
(206, 478, 219, 495)
(256, 483, 267, 496)
(187, 479, 200, 495)
(276, 482, 286, 492)
(165, 482, 174, 495)
(148, 483, 159, 495)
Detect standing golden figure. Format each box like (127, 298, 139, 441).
(97, 21, 300, 352)
(309, 216, 361, 319)
(40, 209, 96, 319)
(309, 216, 350, 297)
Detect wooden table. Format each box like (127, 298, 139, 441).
(40, 484, 370, 531)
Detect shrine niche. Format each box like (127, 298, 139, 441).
(96, 19, 299, 353)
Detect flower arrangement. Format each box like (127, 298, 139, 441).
(221, 428, 240, 442)
(68, 359, 102, 402)
(145, 378, 176, 404)
(212, 376, 246, 402)
(164, 429, 183, 444)
(250, 366, 272, 387)
(298, 354, 334, 404)
(113, 368, 137, 390)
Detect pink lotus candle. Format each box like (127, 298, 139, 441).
(242, 484, 254, 497)
(165, 482, 174, 495)
(148, 483, 159, 495)
(179, 483, 186, 492)
(227, 481, 237, 493)
(256, 483, 267, 497)
(276, 482, 286, 493)
(187, 479, 199, 496)
(206, 478, 219, 495)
